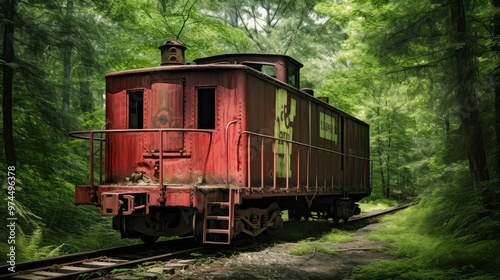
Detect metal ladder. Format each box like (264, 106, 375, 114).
(203, 189, 236, 244)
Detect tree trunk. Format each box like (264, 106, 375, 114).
(375, 106, 389, 197)
(61, 0, 74, 113)
(385, 105, 394, 198)
(493, 0, 500, 178)
(79, 80, 93, 113)
(62, 47, 72, 113)
(450, 0, 489, 184)
(2, 0, 16, 167)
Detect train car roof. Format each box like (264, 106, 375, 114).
(105, 64, 250, 77)
(193, 53, 304, 68)
(106, 53, 302, 77)
(104, 54, 368, 126)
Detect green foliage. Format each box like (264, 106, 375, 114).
(201, 0, 346, 89)
(353, 177, 500, 279)
(289, 239, 339, 256)
(1, 0, 154, 262)
(16, 227, 65, 262)
(317, 0, 498, 201)
(317, 0, 442, 199)
(347, 259, 465, 280)
(319, 228, 355, 243)
(357, 200, 397, 212)
(315, 2, 500, 277)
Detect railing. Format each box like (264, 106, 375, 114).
(69, 125, 371, 201)
(237, 131, 371, 194)
(69, 128, 214, 202)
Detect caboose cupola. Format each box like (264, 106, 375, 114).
(159, 40, 187, 65)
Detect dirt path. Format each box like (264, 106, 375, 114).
(172, 222, 393, 280)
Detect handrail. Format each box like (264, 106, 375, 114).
(237, 131, 345, 157)
(69, 128, 214, 203)
(69, 128, 214, 140)
(225, 120, 238, 187)
(236, 130, 371, 192)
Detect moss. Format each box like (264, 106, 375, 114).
(288, 228, 352, 256)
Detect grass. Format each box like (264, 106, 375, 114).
(358, 196, 400, 212)
(283, 197, 397, 257)
(289, 240, 339, 255)
(289, 228, 353, 256)
(358, 202, 394, 212)
(345, 203, 500, 280)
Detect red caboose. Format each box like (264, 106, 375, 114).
(71, 40, 371, 244)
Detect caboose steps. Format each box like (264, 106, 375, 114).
(202, 189, 237, 244)
(203, 201, 233, 244)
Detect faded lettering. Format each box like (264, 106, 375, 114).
(319, 112, 338, 144)
(274, 89, 296, 178)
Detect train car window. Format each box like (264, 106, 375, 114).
(242, 62, 277, 78)
(198, 88, 215, 129)
(244, 63, 262, 71)
(128, 90, 143, 129)
(262, 65, 277, 78)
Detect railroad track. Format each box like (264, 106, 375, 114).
(348, 203, 411, 222)
(0, 237, 206, 280)
(0, 204, 411, 279)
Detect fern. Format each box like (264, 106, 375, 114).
(17, 227, 65, 261)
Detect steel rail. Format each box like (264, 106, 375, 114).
(0, 237, 195, 279)
(347, 203, 412, 222)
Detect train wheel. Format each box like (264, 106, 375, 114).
(266, 202, 282, 234)
(139, 234, 159, 244)
(192, 212, 204, 245)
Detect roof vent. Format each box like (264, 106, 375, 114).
(159, 40, 187, 65)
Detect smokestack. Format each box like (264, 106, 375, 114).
(159, 40, 187, 65)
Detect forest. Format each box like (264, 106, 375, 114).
(1, 0, 499, 278)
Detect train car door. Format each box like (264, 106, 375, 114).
(144, 80, 185, 153)
(105, 89, 145, 183)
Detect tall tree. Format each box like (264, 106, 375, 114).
(2, 0, 17, 167)
(493, 0, 500, 177)
(450, 0, 489, 184)
(317, 0, 500, 202)
(61, 0, 74, 115)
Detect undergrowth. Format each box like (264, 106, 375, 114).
(346, 171, 500, 279)
(358, 194, 399, 212)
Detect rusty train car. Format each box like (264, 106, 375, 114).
(71, 40, 371, 244)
